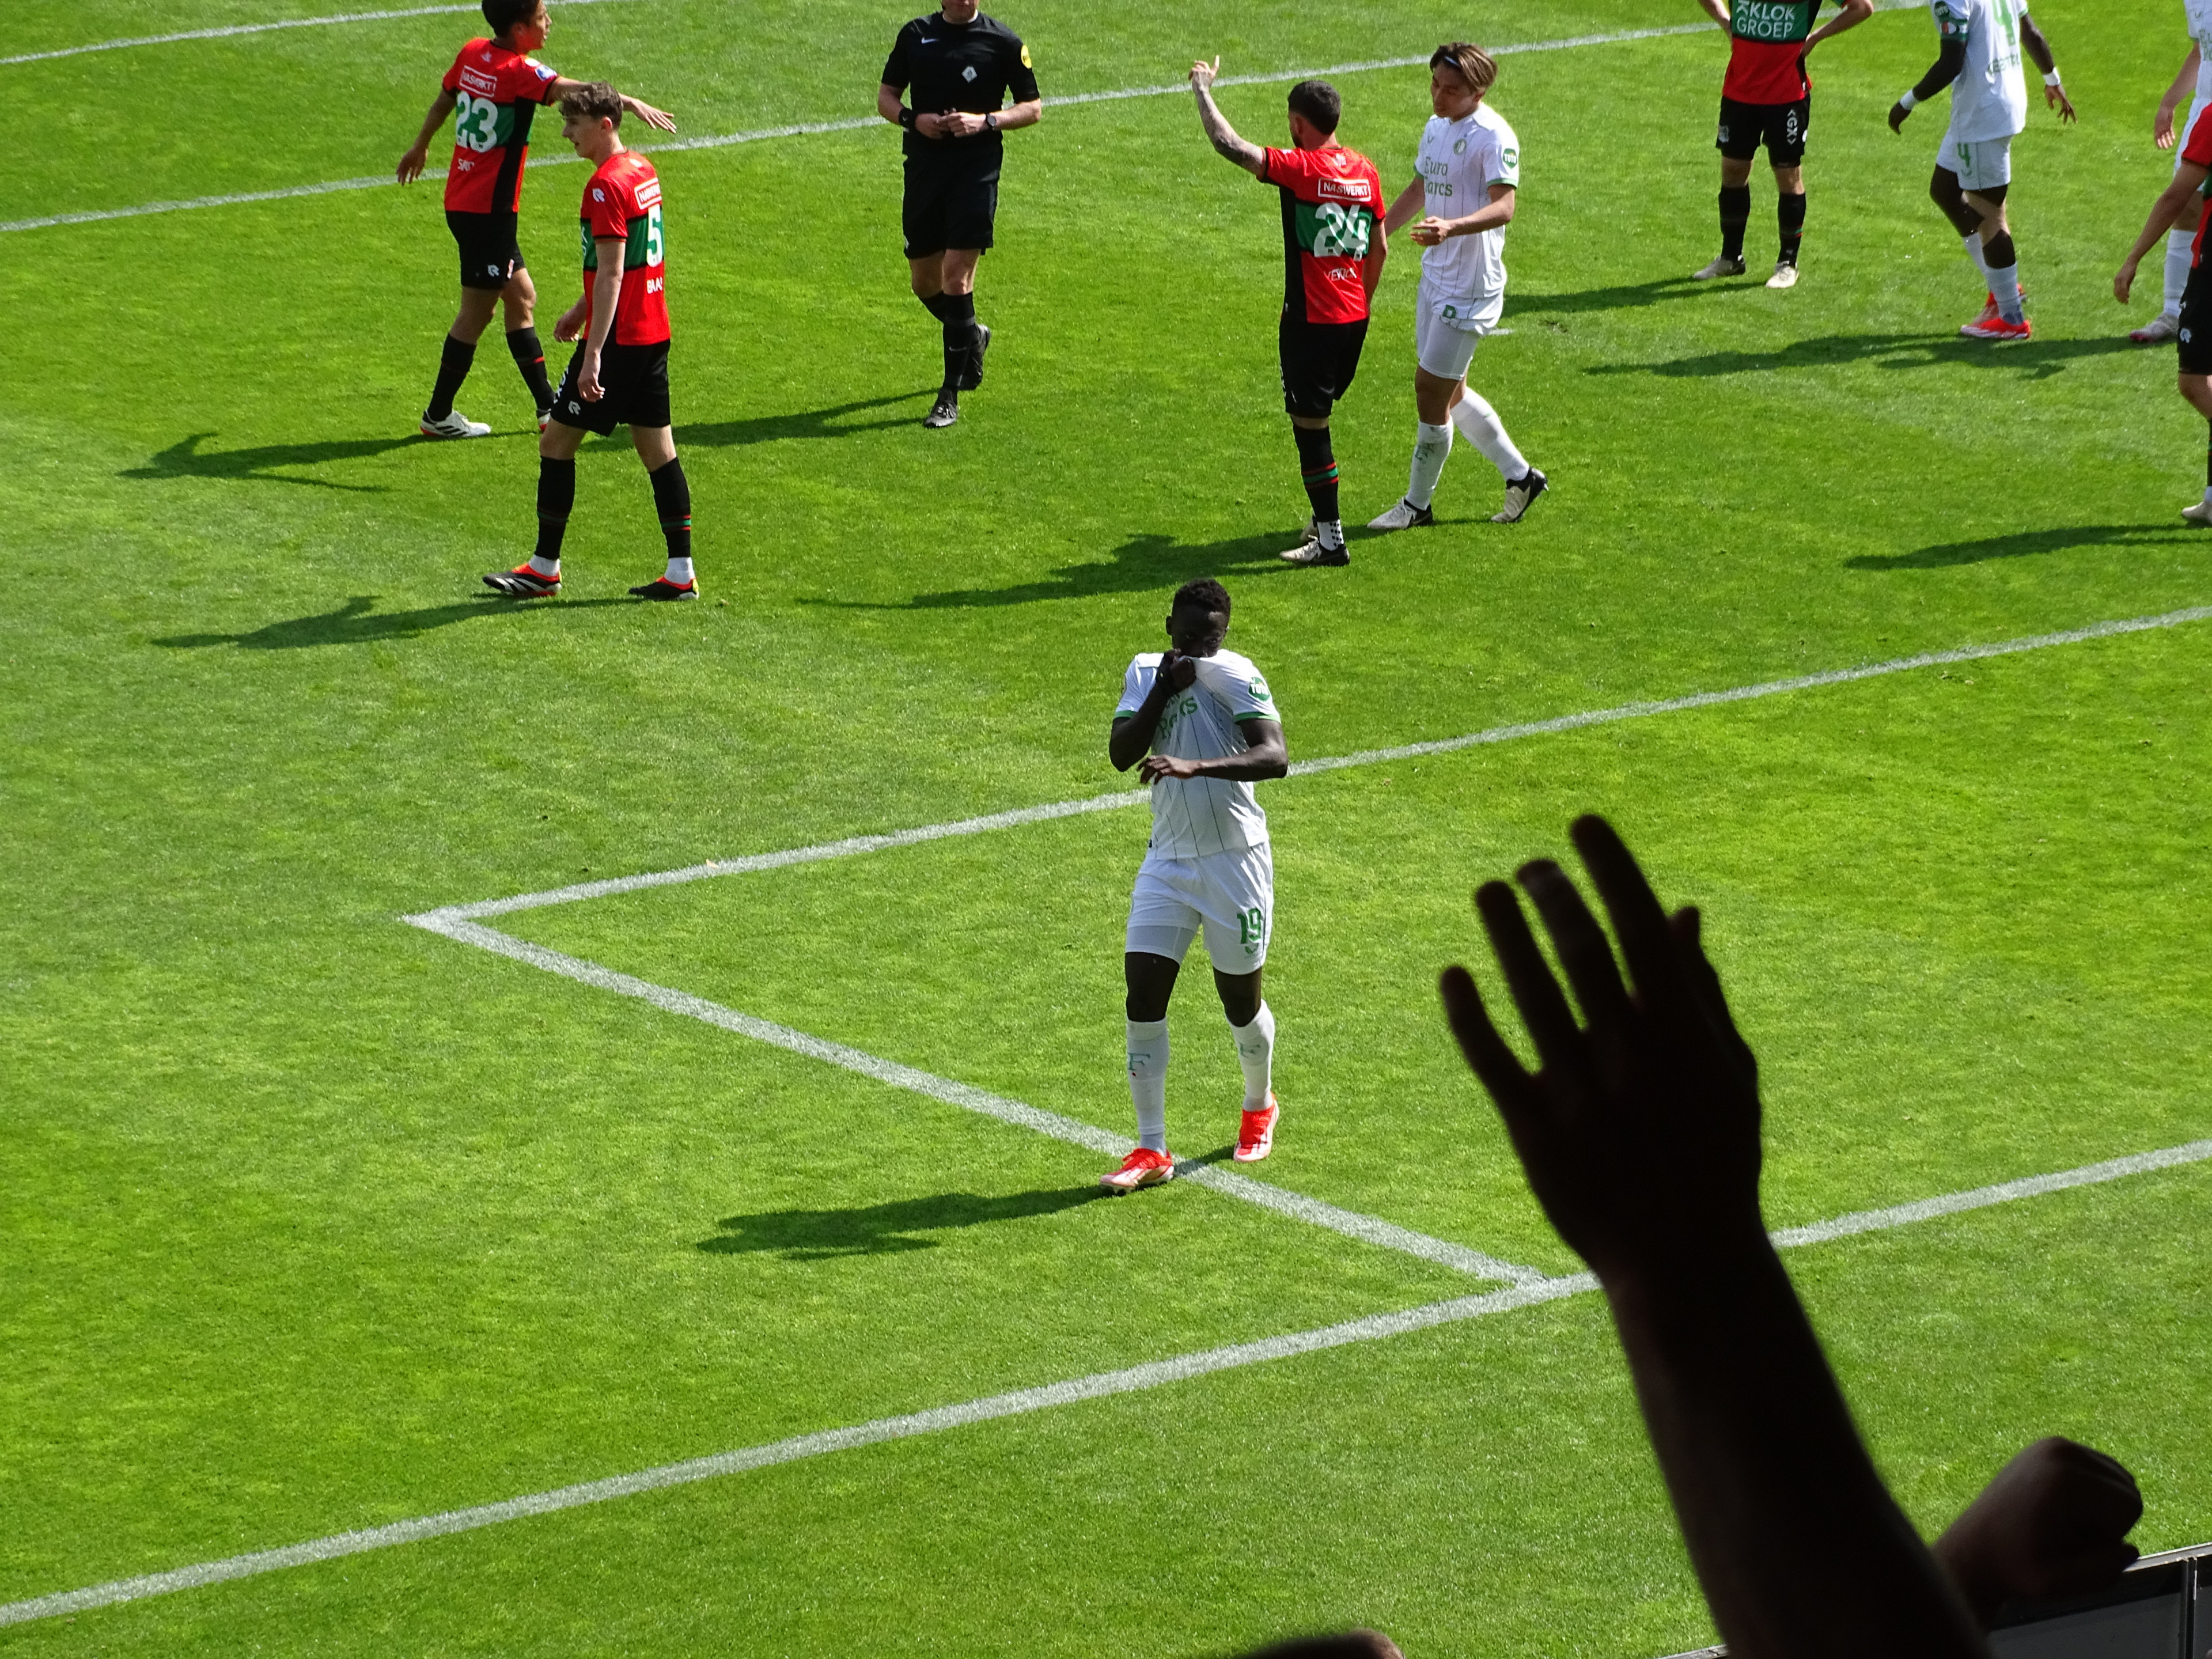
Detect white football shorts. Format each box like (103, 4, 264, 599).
(1125, 842, 1274, 971)
(1942, 132, 2013, 194)
(1415, 297, 1491, 381)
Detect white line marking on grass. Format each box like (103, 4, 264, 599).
(0, 13, 1909, 232)
(10, 1130, 2206, 1630)
(420, 604, 2212, 923)
(0, 0, 645, 66)
(1768, 1139, 2212, 1249)
(401, 911, 1544, 1286)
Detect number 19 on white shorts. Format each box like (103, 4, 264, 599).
(1125, 842, 1275, 971)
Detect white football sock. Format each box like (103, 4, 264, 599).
(1987, 263, 2024, 325)
(2164, 228, 2196, 319)
(1317, 518, 1345, 551)
(1962, 233, 1990, 288)
(528, 555, 560, 578)
(1230, 1002, 1275, 1111)
(1449, 390, 1529, 482)
(1127, 1018, 1169, 1151)
(2201, 483, 2212, 507)
(1406, 422, 1453, 511)
(664, 555, 694, 584)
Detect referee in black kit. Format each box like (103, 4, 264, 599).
(876, 0, 1041, 427)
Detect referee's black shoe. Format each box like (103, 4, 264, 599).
(959, 324, 991, 392)
(924, 392, 960, 429)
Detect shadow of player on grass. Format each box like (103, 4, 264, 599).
(808, 527, 1317, 612)
(1506, 274, 1728, 319)
(673, 390, 932, 449)
(1588, 329, 2137, 381)
(121, 431, 448, 491)
(1846, 522, 2207, 570)
(154, 593, 630, 649)
(698, 1184, 1107, 1260)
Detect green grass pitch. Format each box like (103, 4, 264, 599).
(3, 0, 2211, 1652)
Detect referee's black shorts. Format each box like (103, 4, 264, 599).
(1279, 316, 1369, 419)
(2181, 262, 2212, 376)
(903, 158, 1000, 257)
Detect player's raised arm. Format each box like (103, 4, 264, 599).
(1191, 58, 1268, 176)
(397, 88, 459, 184)
(1109, 654, 1194, 771)
(545, 77, 675, 132)
(2017, 13, 2074, 123)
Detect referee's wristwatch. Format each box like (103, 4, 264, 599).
(985, 111, 999, 131)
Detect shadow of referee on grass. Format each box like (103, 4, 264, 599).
(1846, 522, 2206, 569)
(154, 593, 629, 649)
(1589, 329, 2137, 381)
(698, 1184, 1106, 1260)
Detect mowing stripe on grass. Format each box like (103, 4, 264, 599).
(0, 0, 647, 66)
(9, 1135, 2207, 1630)
(400, 912, 1544, 1285)
(419, 603, 2212, 923)
(0, 18, 1792, 233)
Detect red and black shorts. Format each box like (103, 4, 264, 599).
(1279, 316, 1369, 420)
(1717, 96, 1810, 166)
(549, 339, 672, 435)
(2180, 263, 2212, 376)
(448, 210, 525, 291)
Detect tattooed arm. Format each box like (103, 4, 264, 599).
(1190, 57, 1268, 177)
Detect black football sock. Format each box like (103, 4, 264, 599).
(1291, 423, 1341, 544)
(426, 333, 476, 421)
(506, 327, 554, 410)
(919, 291, 958, 323)
(533, 456, 575, 571)
(1778, 191, 1806, 266)
(938, 291, 977, 392)
(649, 457, 692, 577)
(1719, 186, 1751, 262)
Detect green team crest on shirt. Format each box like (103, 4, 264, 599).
(1248, 676, 1272, 703)
(1730, 0, 1816, 41)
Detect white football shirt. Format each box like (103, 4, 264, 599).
(2188, 0, 2212, 99)
(1933, 0, 2029, 145)
(1415, 103, 1521, 328)
(1115, 647, 1279, 858)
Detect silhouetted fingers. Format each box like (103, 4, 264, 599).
(1670, 906, 1759, 1078)
(1569, 816, 1692, 1015)
(1440, 965, 1536, 1100)
(1515, 855, 1633, 1033)
(1475, 878, 1589, 1073)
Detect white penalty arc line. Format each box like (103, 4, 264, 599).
(9, 1134, 2208, 1630)
(402, 912, 1544, 1286)
(0, 20, 1737, 234)
(0, 0, 649, 67)
(418, 603, 2212, 925)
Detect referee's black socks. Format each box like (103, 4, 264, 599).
(928, 291, 979, 393)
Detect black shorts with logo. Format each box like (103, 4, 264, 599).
(2180, 263, 2212, 376)
(1279, 316, 1369, 419)
(448, 209, 525, 291)
(549, 339, 672, 435)
(903, 156, 1000, 256)
(1717, 95, 1810, 165)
